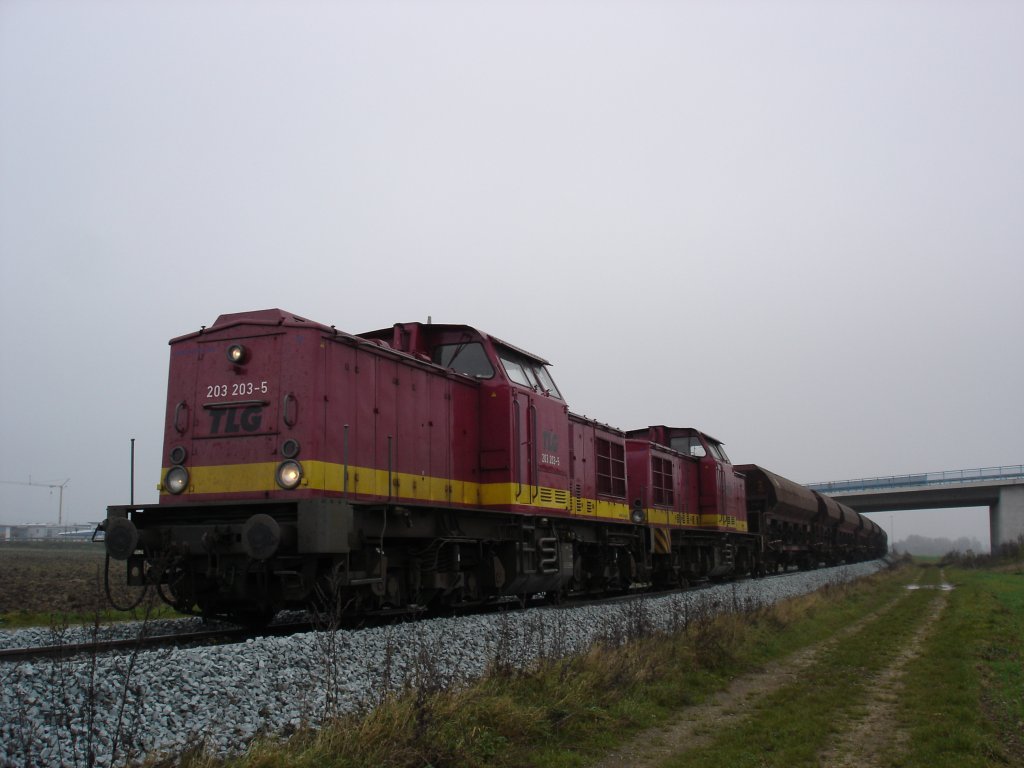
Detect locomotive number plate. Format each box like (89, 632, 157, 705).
(206, 381, 270, 398)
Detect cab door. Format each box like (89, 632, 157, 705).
(496, 347, 570, 510)
(511, 389, 569, 505)
(510, 388, 532, 504)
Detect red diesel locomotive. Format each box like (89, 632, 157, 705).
(103, 309, 886, 623)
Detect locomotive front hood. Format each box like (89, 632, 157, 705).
(169, 309, 335, 344)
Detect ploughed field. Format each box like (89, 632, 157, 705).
(0, 542, 141, 622)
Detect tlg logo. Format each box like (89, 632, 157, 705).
(209, 406, 263, 434)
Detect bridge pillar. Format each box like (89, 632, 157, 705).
(990, 486, 1024, 552)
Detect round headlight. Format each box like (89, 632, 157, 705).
(169, 445, 187, 465)
(630, 503, 646, 524)
(165, 465, 189, 495)
(276, 460, 303, 490)
(227, 344, 248, 364)
(281, 439, 300, 459)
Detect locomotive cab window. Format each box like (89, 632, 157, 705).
(533, 364, 562, 399)
(497, 349, 563, 399)
(499, 355, 534, 388)
(432, 342, 495, 379)
(670, 436, 706, 458)
(710, 443, 730, 462)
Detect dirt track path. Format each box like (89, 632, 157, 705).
(589, 574, 936, 768)
(817, 573, 950, 767)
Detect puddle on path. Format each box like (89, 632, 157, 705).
(906, 584, 955, 591)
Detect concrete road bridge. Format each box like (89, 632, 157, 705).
(806, 466, 1024, 552)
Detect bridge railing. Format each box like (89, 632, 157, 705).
(806, 465, 1024, 494)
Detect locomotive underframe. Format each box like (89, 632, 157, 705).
(106, 498, 761, 624)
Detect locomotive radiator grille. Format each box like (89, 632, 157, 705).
(538, 488, 569, 508)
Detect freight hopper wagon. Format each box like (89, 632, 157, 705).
(737, 464, 887, 570)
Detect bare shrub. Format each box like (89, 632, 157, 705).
(309, 573, 356, 720)
(690, 612, 743, 669)
(488, 610, 518, 678)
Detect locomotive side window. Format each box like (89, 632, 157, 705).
(596, 438, 627, 497)
(499, 354, 534, 387)
(497, 349, 563, 399)
(432, 342, 495, 378)
(533, 364, 563, 399)
(652, 456, 674, 506)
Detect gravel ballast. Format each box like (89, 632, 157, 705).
(0, 561, 887, 767)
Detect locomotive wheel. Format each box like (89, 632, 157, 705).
(463, 571, 482, 603)
(160, 562, 203, 614)
(384, 570, 405, 608)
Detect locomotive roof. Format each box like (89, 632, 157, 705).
(624, 425, 728, 446)
(170, 309, 336, 343)
(360, 322, 553, 366)
(171, 311, 554, 368)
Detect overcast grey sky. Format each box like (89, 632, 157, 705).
(1, 1, 1020, 548)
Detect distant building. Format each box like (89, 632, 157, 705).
(0, 523, 100, 542)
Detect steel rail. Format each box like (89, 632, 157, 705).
(0, 621, 314, 665)
(1, 560, 875, 665)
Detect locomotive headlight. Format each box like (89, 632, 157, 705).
(630, 502, 646, 525)
(276, 460, 303, 490)
(227, 344, 248, 364)
(165, 465, 190, 495)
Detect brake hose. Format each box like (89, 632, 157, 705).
(104, 553, 149, 612)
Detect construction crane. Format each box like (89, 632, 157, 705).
(0, 477, 70, 525)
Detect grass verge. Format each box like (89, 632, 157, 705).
(892, 564, 1024, 767)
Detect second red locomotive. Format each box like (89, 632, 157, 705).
(103, 309, 886, 624)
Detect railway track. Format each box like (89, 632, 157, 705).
(0, 566, 818, 665)
(0, 588, 676, 665)
(0, 620, 313, 664)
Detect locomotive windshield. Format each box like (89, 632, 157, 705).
(432, 342, 495, 378)
(670, 435, 731, 462)
(497, 349, 563, 399)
